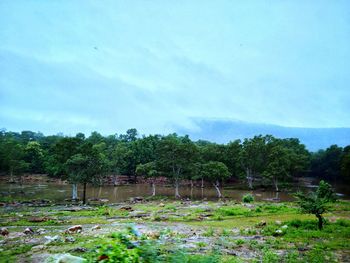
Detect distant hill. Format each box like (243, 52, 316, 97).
(175, 119, 350, 151)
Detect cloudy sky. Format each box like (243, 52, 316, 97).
(1, 0, 349, 136)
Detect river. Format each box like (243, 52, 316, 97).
(1, 180, 349, 203)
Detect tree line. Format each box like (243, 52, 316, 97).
(0, 129, 349, 202)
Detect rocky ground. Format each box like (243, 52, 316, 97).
(0, 198, 350, 262)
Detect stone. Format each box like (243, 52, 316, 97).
(46, 253, 87, 263)
(28, 217, 50, 223)
(45, 235, 62, 244)
(67, 225, 82, 233)
(281, 225, 288, 229)
(31, 245, 46, 252)
(91, 225, 101, 231)
(119, 206, 133, 211)
(275, 220, 282, 225)
(159, 203, 165, 207)
(0, 227, 9, 236)
(65, 236, 76, 243)
(24, 227, 35, 235)
(274, 229, 283, 236)
(129, 197, 143, 203)
(256, 221, 267, 227)
(37, 228, 47, 234)
(69, 247, 87, 253)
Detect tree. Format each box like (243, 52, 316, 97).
(156, 134, 198, 198)
(263, 144, 290, 192)
(222, 140, 242, 180)
(310, 145, 343, 182)
(340, 146, 350, 181)
(240, 135, 271, 189)
(295, 180, 337, 230)
(109, 142, 130, 185)
(24, 141, 44, 173)
(45, 137, 83, 178)
(1, 138, 28, 181)
(65, 142, 108, 204)
(136, 162, 158, 196)
(200, 161, 230, 198)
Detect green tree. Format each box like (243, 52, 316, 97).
(156, 134, 198, 198)
(340, 146, 350, 181)
(295, 180, 337, 230)
(200, 161, 230, 198)
(136, 162, 158, 196)
(310, 145, 343, 182)
(262, 144, 290, 192)
(240, 135, 272, 189)
(65, 142, 108, 204)
(1, 138, 28, 181)
(24, 141, 44, 173)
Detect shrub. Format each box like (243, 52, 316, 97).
(242, 194, 254, 203)
(262, 248, 279, 263)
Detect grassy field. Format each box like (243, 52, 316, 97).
(0, 199, 349, 262)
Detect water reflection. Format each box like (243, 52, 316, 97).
(0, 182, 349, 203)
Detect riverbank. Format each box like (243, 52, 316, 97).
(1, 199, 349, 262)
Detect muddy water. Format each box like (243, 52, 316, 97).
(1, 181, 349, 203)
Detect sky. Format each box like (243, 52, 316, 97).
(1, 0, 350, 136)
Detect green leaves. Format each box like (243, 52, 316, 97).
(294, 180, 337, 229)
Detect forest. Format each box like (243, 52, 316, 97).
(1, 128, 349, 202)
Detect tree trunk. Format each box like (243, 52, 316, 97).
(151, 181, 156, 196)
(274, 178, 279, 192)
(72, 184, 78, 200)
(113, 186, 118, 199)
(213, 180, 222, 198)
(201, 177, 204, 188)
(174, 178, 181, 199)
(113, 174, 118, 186)
(246, 168, 253, 189)
(316, 214, 323, 230)
(9, 168, 14, 183)
(83, 183, 87, 204)
(190, 181, 194, 199)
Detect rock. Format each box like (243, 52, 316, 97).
(46, 253, 87, 263)
(28, 217, 50, 222)
(130, 197, 143, 203)
(69, 247, 87, 253)
(31, 245, 46, 252)
(256, 221, 267, 227)
(67, 225, 82, 233)
(24, 227, 35, 235)
(45, 235, 62, 244)
(159, 203, 165, 207)
(91, 225, 101, 231)
(119, 206, 133, 211)
(37, 228, 47, 234)
(274, 229, 283, 236)
(281, 225, 288, 229)
(65, 236, 76, 243)
(275, 220, 282, 225)
(0, 227, 9, 236)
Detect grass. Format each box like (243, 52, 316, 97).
(0, 200, 349, 262)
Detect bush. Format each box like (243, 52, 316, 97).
(287, 219, 318, 230)
(242, 193, 254, 203)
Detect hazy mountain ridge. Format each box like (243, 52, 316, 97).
(176, 119, 350, 151)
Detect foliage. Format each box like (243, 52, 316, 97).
(294, 180, 337, 229)
(0, 129, 349, 194)
(242, 193, 254, 203)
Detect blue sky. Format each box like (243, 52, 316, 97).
(1, 0, 349, 136)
